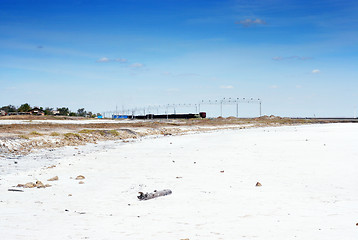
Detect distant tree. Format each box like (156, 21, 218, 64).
(77, 108, 87, 117)
(69, 112, 77, 116)
(44, 107, 53, 115)
(87, 111, 96, 118)
(96, 113, 102, 117)
(18, 103, 31, 112)
(1, 105, 17, 113)
(57, 107, 69, 116)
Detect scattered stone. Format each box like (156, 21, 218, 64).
(176, 176, 182, 179)
(75, 175, 85, 180)
(68, 194, 72, 196)
(78, 181, 85, 184)
(356, 223, 358, 226)
(36, 180, 45, 188)
(220, 170, 224, 173)
(24, 182, 36, 188)
(256, 182, 262, 187)
(16, 181, 51, 189)
(65, 209, 69, 212)
(47, 176, 59, 181)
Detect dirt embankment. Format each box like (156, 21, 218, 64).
(0, 116, 330, 159)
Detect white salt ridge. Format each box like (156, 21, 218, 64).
(0, 123, 357, 240)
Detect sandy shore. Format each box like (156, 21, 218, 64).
(1, 123, 358, 239)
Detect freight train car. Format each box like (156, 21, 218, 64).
(112, 112, 206, 120)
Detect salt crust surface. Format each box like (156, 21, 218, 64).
(0, 123, 357, 240)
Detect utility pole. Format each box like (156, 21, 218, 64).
(259, 100, 262, 117)
(236, 102, 239, 118)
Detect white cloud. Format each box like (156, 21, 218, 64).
(235, 18, 266, 27)
(220, 85, 234, 89)
(96, 57, 110, 63)
(96, 57, 128, 63)
(312, 69, 320, 74)
(129, 63, 144, 68)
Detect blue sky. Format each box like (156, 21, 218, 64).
(1, 0, 357, 117)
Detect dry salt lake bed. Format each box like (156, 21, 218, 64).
(0, 121, 357, 239)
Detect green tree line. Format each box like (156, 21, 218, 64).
(0, 103, 101, 118)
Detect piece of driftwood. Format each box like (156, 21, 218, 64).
(138, 189, 172, 200)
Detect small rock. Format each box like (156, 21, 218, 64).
(78, 181, 85, 184)
(220, 170, 224, 173)
(47, 176, 59, 181)
(68, 194, 72, 196)
(176, 176, 182, 179)
(356, 223, 358, 226)
(256, 182, 262, 187)
(75, 175, 85, 180)
(24, 182, 36, 188)
(36, 180, 45, 188)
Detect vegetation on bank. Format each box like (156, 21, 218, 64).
(0, 103, 102, 118)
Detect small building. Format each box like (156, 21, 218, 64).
(51, 110, 60, 115)
(29, 107, 45, 116)
(0, 110, 6, 116)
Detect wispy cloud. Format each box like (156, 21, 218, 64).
(129, 63, 144, 68)
(114, 58, 128, 63)
(235, 19, 266, 27)
(270, 85, 278, 89)
(312, 69, 320, 74)
(96, 57, 110, 63)
(96, 57, 128, 63)
(220, 85, 234, 89)
(272, 56, 312, 61)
